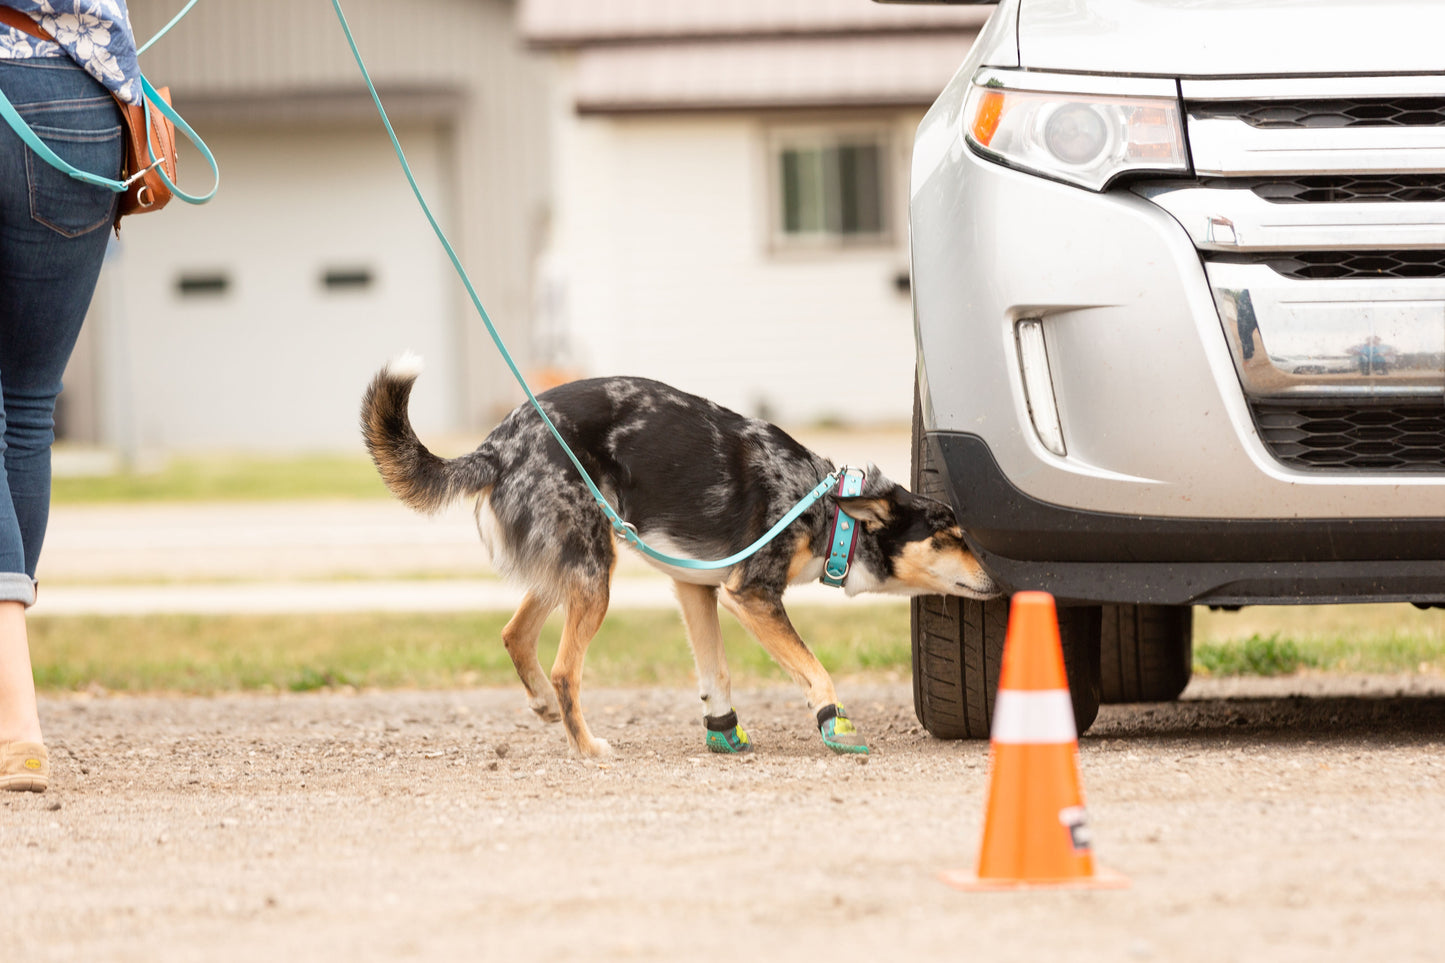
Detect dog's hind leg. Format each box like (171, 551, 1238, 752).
(550, 587, 612, 758)
(502, 591, 561, 722)
(675, 581, 751, 753)
(720, 587, 868, 754)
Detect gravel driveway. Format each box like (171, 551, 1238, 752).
(6, 674, 1444, 963)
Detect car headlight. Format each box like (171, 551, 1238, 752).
(963, 69, 1188, 191)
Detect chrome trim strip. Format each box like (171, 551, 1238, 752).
(1139, 185, 1445, 252)
(1182, 75, 1445, 102)
(974, 67, 1177, 99)
(1206, 262, 1445, 399)
(1188, 117, 1445, 176)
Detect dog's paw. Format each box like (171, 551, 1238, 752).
(704, 709, 753, 754)
(529, 699, 563, 724)
(817, 703, 869, 755)
(575, 737, 612, 759)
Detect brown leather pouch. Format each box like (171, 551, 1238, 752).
(0, 7, 176, 222)
(115, 84, 177, 217)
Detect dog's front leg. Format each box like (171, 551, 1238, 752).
(720, 587, 868, 754)
(675, 581, 751, 753)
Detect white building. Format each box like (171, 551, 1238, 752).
(60, 0, 985, 455)
(519, 0, 984, 425)
(63, 0, 550, 454)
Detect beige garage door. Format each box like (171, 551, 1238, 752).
(96, 122, 459, 453)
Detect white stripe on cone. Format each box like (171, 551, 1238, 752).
(990, 689, 1077, 745)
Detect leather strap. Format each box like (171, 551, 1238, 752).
(0, 7, 52, 42)
(0, 11, 216, 212)
(821, 467, 865, 587)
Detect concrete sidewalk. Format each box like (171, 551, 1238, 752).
(36, 428, 912, 615)
(35, 500, 646, 615)
(34, 574, 904, 616)
(35, 501, 904, 615)
(36, 427, 912, 616)
(33, 428, 907, 615)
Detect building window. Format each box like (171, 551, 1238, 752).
(321, 266, 375, 292)
(773, 131, 888, 246)
(175, 271, 230, 297)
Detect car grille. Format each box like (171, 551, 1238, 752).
(1199, 175, 1445, 204)
(1173, 80, 1445, 476)
(1209, 250, 1445, 280)
(1193, 98, 1445, 129)
(1251, 400, 1445, 471)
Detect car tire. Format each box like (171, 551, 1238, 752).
(1099, 604, 1194, 703)
(909, 379, 1102, 739)
(911, 594, 1103, 739)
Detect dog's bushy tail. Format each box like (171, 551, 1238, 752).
(360, 353, 495, 514)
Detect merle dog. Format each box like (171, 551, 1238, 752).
(361, 355, 995, 757)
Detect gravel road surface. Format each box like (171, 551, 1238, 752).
(24, 441, 1445, 960)
(6, 674, 1444, 963)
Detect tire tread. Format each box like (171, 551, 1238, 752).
(1100, 604, 1193, 703)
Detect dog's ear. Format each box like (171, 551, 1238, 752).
(837, 464, 901, 531)
(837, 495, 894, 531)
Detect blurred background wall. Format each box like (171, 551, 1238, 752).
(59, 0, 984, 456)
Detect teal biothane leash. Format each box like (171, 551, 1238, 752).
(1, 0, 860, 580)
(327, 0, 861, 577)
(0, 75, 218, 203)
(136, 0, 200, 56)
(0, 1, 218, 204)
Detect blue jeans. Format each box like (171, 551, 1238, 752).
(0, 58, 122, 602)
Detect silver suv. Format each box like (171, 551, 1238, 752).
(897, 0, 1445, 737)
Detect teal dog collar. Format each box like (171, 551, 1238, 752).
(821, 467, 865, 587)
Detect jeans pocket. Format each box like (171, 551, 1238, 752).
(25, 121, 123, 237)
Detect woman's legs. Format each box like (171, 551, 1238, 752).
(0, 602, 38, 741)
(0, 59, 122, 757)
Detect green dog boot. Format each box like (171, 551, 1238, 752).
(705, 709, 753, 754)
(817, 703, 869, 755)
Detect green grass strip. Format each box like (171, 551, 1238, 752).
(52, 453, 391, 504)
(29, 606, 912, 695)
(1194, 604, 1445, 676)
(28, 603, 1445, 695)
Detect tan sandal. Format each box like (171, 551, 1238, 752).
(0, 741, 49, 792)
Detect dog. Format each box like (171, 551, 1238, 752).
(361, 355, 996, 758)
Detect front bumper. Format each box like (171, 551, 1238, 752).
(931, 431, 1445, 605)
(911, 147, 1444, 520)
(909, 76, 1445, 604)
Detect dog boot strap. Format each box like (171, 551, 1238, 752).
(704, 709, 753, 754)
(817, 703, 869, 755)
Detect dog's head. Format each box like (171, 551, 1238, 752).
(834, 466, 998, 599)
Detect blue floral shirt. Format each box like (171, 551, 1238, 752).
(0, 1, 141, 104)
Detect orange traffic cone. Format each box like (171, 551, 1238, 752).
(941, 591, 1128, 890)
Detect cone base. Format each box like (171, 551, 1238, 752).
(938, 866, 1131, 891)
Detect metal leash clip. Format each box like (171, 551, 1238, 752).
(611, 518, 642, 547)
(121, 155, 167, 190)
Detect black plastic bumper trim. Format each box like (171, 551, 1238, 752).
(931, 432, 1445, 605)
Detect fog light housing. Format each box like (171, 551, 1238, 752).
(1016, 319, 1066, 456)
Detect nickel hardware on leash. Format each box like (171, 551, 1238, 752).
(0, 1, 218, 205)
(329, 0, 853, 575)
(1, 0, 856, 575)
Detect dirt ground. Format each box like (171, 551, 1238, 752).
(5, 673, 1445, 963)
